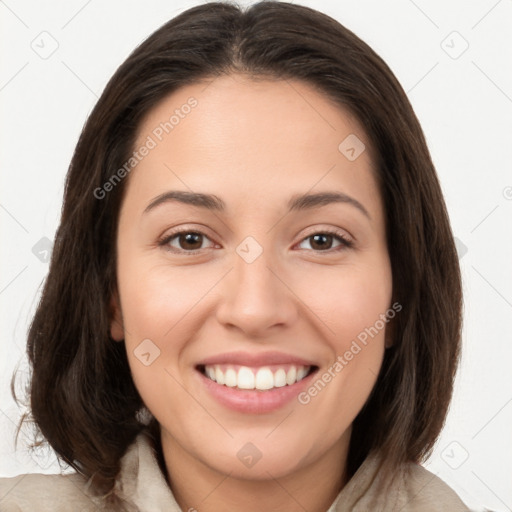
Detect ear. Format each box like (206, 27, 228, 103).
(109, 289, 125, 341)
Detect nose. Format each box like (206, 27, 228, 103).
(215, 247, 299, 337)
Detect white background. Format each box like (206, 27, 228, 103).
(1, 1, 511, 510)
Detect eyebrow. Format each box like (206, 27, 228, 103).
(143, 190, 370, 219)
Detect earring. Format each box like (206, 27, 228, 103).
(136, 406, 153, 425)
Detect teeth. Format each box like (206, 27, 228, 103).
(274, 368, 287, 388)
(297, 367, 308, 381)
(238, 367, 255, 389)
(224, 368, 237, 387)
(255, 367, 274, 390)
(215, 366, 225, 385)
(203, 364, 312, 391)
(206, 366, 216, 381)
(286, 366, 297, 385)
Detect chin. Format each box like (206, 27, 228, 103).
(206, 450, 306, 481)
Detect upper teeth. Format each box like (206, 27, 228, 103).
(204, 365, 311, 391)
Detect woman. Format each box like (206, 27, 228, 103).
(0, 1, 468, 510)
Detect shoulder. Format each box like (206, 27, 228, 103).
(0, 429, 170, 512)
(0, 472, 101, 512)
(334, 453, 470, 512)
(399, 462, 470, 511)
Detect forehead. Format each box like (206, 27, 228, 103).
(125, 74, 382, 219)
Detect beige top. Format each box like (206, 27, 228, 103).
(0, 430, 469, 511)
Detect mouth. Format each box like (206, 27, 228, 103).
(196, 363, 319, 392)
(194, 351, 320, 413)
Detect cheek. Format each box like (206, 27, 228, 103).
(117, 257, 227, 413)
(293, 259, 391, 412)
(292, 259, 392, 341)
(118, 257, 217, 343)
(119, 272, 199, 428)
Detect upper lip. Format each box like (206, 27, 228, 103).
(196, 350, 318, 368)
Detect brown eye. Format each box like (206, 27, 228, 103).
(160, 231, 215, 252)
(309, 234, 334, 251)
(297, 231, 353, 252)
(177, 232, 204, 250)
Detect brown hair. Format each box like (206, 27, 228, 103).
(13, 0, 462, 502)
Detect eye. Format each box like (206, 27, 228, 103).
(158, 230, 216, 253)
(297, 230, 353, 252)
(157, 228, 353, 254)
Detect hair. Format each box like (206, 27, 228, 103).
(13, 0, 462, 503)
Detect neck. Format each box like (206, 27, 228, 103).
(160, 428, 351, 512)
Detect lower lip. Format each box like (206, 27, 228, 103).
(197, 369, 316, 414)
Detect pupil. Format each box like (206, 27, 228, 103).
(181, 233, 202, 250)
(312, 234, 332, 250)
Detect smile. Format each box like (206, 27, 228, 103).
(200, 364, 314, 391)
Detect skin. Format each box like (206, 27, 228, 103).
(110, 74, 392, 512)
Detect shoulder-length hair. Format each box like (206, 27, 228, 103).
(14, 0, 462, 499)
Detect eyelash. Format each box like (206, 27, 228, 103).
(157, 228, 354, 255)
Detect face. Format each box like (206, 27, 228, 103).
(110, 74, 392, 482)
